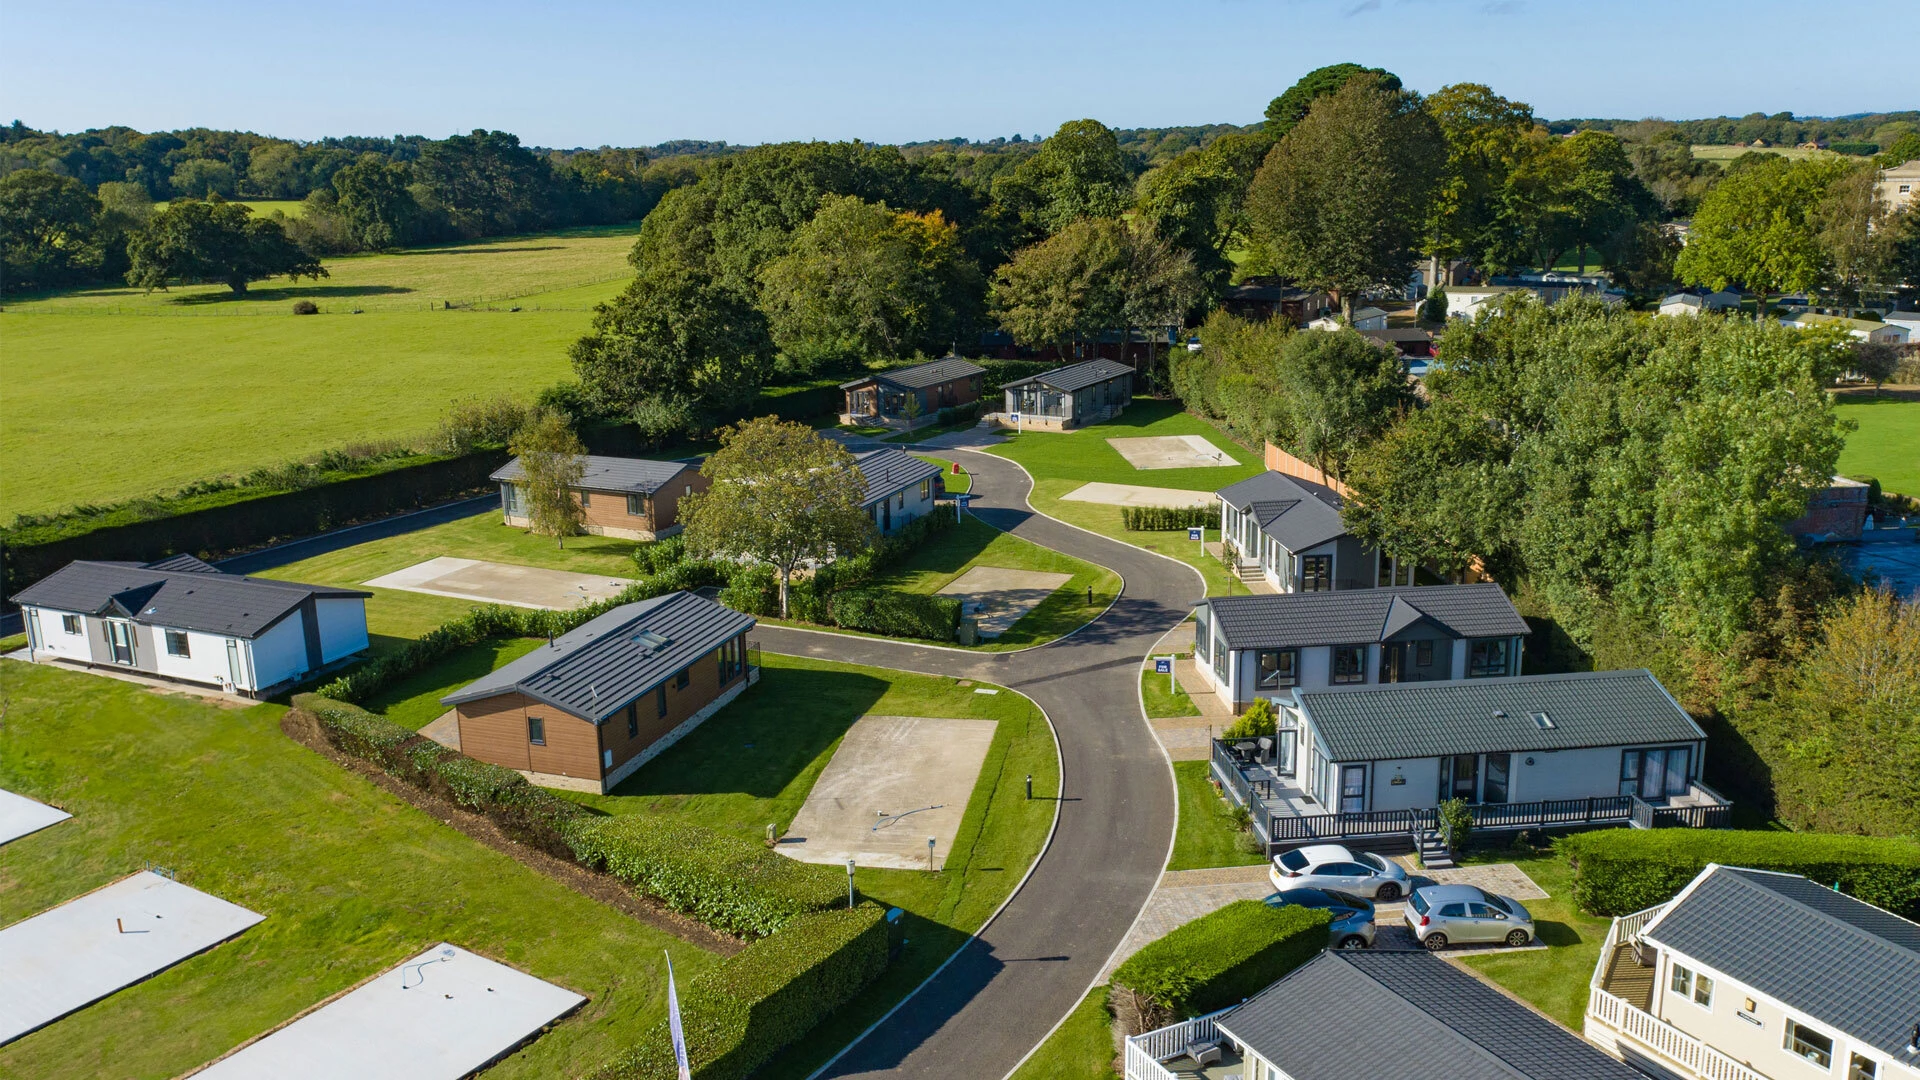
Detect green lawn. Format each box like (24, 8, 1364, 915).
(363, 635, 548, 729)
(1141, 662, 1196, 719)
(1, 228, 639, 518)
(0, 659, 716, 1080)
(1007, 985, 1117, 1080)
(1168, 760, 1266, 871)
(870, 515, 1119, 649)
(1835, 397, 1920, 498)
(1454, 844, 1614, 1031)
(914, 452, 971, 494)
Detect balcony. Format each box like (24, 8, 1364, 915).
(1123, 1009, 1242, 1080)
(1585, 904, 1768, 1080)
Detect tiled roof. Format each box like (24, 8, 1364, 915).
(1643, 866, 1920, 1061)
(441, 591, 754, 723)
(1294, 669, 1704, 762)
(1200, 583, 1529, 651)
(1215, 471, 1348, 553)
(999, 359, 1134, 393)
(1217, 951, 1651, 1080)
(841, 356, 985, 391)
(492, 455, 693, 495)
(10, 560, 368, 639)
(852, 448, 942, 507)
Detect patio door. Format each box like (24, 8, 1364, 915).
(1380, 643, 1406, 683)
(104, 620, 136, 666)
(1439, 754, 1479, 803)
(1483, 753, 1510, 804)
(1339, 765, 1367, 814)
(1275, 727, 1296, 775)
(1621, 747, 1690, 803)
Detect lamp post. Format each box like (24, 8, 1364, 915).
(846, 858, 856, 910)
(927, 837, 937, 872)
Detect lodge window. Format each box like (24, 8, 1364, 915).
(502, 484, 519, 513)
(165, 630, 191, 658)
(627, 494, 646, 516)
(656, 684, 668, 718)
(676, 667, 690, 690)
(626, 704, 638, 738)
(579, 490, 591, 507)
(1256, 649, 1298, 690)
(896, 490, 905, 509)
(62, 614, 81, 634)
(1331, 645, 1367, 684)
(527, 716, 546, 745)
(1416, 639, 1433, 667)
(1301, 555, 1333, 592)
(1785, 1019, 1833, 1069)
(1468, 638, 1510, 677)
(1851, 1053, 1879, 1080)
(1194, 619, 1210, 665)
(1670, 963, 1712, 1008)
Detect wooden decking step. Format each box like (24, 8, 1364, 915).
(1603, 942, 1656, 1011)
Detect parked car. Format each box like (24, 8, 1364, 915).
(1263, 887, 1376, 949)
(1268, 844, 1411, 901)
(1404, 884, 1535, 949)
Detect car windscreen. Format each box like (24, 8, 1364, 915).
(1277, 849, 1311, 872)
(1358, 852, 1391, 873)
(1485, 894, 1515, 915)
(1409, 891, 1430, 915)
(1323, 889, 1372, 912)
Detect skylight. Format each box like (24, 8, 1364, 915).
(632, 631, 673, 654)
(1531, 711, 1555, 730)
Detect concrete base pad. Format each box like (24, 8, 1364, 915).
(1106, 435, 1235, 470)
(1060, 481, 1219, 508)
(936, 565, 1072, 638)
(363, 557, 634, 610)
(193, 943, 584, 1079)
(1, 871, 264, 1043)
(777, 715, 997, 870)
(0, 787, 70, 846)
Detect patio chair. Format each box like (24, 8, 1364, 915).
(1256, 736, 1273, 763)
(1184, 1039, 1223, 1067)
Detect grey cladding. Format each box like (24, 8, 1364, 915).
(492, 455, 693, 495)
(853, 448, 942, 507)
(1199, 583, 1530, 650)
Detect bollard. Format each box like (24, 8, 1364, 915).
(1086, 585, 1093, 605)
(1025, 773, 1033, 800)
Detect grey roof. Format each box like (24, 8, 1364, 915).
(1199, 584, 1530, 651)
(492, 455, 692, 495)
(853, 448, 942, 507)
(1295, 668, 1705, 762)
(1215, 471, 1349, 552)
(10, 560, 368, 639)
(1662, 292, 1705, 306)
(999, 359, 1134, 393)
(1643, 865, 1920, 1061)
(1217, 951, 1651, 1080)
(440, 591, 754, 723)
(143, 553, 220, 573)
(841, 356, 984, 391)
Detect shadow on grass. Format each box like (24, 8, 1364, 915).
(608, 665, 889, 799)
(169, 284, 415, 305)
(881, 518, 998, 581)
(1532, 920, 1586, 948)
(361, 636, 544, 729)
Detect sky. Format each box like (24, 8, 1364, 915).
(2, 0, 1911, 148)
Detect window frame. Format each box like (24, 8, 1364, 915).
(1669, 963, 1692, 997)
(1785, 1018, 1835, 1069)
(919, 479, 931, 500)
(1330, 644, 1368, 684)
(1300, 554, 1333, 592)
(626, 703, 638, 739)
(627, 493, 646, 517)
(1415, 639, 1433, 667)
(1255, 648, 1298, 690)
(165, 629, 192, 658)
(62, 613, 82, 635)
(1693, 971, 1714, 1008)
(1468, 637, 1510, 677)
(1849, 1052, 1879, 1080)
(527, 715, 546, 746)
(656, 684, 668, 719)
(578, 489, 591, 508)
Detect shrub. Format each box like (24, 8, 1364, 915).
(936, 405, 956, 426)
(633, 534, 689, 575)
(439, 395, 532, 453)
(719, 563, 779, 617)
(829, 588, 962, 641)
(563, 815, 844, 937)
(1110, 900, 1328, 1030)
(595, 906, 889, 1080)
(1829, 141, 1880, 156)
(1122, 505, 1216, 531)
(1560, 828, 1920, 917)
(291, 299, 319, 315)
(302, 693, 418, 775)
(1437, 797, 1473, 853)
(1223, 698, 1276, 739)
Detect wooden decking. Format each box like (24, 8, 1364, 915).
(1601, 942, 1655, 1011)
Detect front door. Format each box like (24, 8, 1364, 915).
(1440, 754, 1479, 803)
(1339, 764, 1367, 814)
(104, 620, 136, 666)
(1483, 753, 1510, 804)
(1380, 644, 1405, 683)
(881, 497, 892, 533)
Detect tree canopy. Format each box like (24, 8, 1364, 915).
(989, 218, 1199, 364)
(1263, 63, 1401, 139)
(991, 119, 1135, 239)
(0, 169, 104, 292)
(124, 198, 326, 295)
(1675, 154, 1853, 314)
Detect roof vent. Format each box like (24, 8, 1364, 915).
(1491, 709, 1507, 719)
(632, 630, 672, 655)
(1532, 711, 1555, 730)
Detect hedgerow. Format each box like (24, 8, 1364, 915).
(1121, 505, 1216, 531)
(1560, 828, 1920, 917)
(1110, 899, 1328, 1030)
(829, 589, 963, 640)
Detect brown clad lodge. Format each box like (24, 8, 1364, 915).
(493, 455, 708, 541)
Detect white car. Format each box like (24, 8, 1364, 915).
(1268, 843, 1411, 901)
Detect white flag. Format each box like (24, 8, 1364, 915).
(666, 951, 692, 1080)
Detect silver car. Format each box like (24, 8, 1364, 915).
(1268, 843, 1411, 901)
(1405, 884, 1536, 949)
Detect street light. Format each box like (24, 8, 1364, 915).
(846, 858, 856, 910)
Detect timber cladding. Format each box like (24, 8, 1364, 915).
(603, 638, 740, 773)
(455, 690, 600, 780)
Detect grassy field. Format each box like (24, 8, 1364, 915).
(871, 515, 1119, 649)
(914, 452, 971, 494)
(165, 199, 309, 217)
(1007, 985, 1117, 1080)
(0, 660, 716, 1080)
(1167, 760, 1266, 871)
(1455, 844, 1613, 1030)
(1835, 396, 1920, 498)
(1140, 663, 1196, 719)
(1690, 144, 1838, 163)
(0, 228, 639, 518)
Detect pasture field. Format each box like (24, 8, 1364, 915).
(0, 227, 638, 519)
(1835, 396, 1920, 498)
(164, 199, 309, 217)
(1690, 143, 1839, 163)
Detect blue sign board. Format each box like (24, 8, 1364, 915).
(1187, 527, 1204, 541)
(1153, 657, 1173, 675)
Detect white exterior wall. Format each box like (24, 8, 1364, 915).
(26, 607, 92, 663)
(1507, 746, 1631, 802)
(1369, 757, 1441, 812)
(313, 598, 369, 663)
(149, 627, 239, 687)
(248, 615, 309, 691)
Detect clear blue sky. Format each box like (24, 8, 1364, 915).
(2, 0, 1908, 148)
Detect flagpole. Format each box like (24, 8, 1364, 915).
(666, 950, 693, 1080)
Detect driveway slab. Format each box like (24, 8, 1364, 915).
(1060, 482, 1219, 508)
(1106, 435, 1236, 470)
(936, 565, 1071, 638)
(363, 556, 633, 610)
(0, 787, 70, 846)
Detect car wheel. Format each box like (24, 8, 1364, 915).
(1375, 882, 1401, 901)
(1338, 935, 1369, 950)
(1421, 932, 1448, 951)
(1505, 929, 1530, 948)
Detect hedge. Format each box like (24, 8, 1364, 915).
(595, 905, 889, 1080)
(1122, 505, 1216, 531)
(295, 693, 584, 857)
(829, 589, 962, 641)
(1111, 899, 1329, 1020)
(1560, 828, 1920, 918)
(563, 814, 845, 938)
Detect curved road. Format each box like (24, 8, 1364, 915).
(760, 447, 1202, 1079)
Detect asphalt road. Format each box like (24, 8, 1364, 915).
(757, 447, 1201, 1080)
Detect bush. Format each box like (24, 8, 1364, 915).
(1560, 828, 1920, 917)
(438, 395, 533, 453)
(1829, 141, 1880, 156)
(291, 299, 319, 315)
(829, 588, 962, 641)
(1110, 900, 1328, 1030)
(1222, 699, 1276, 740)
(596, 906, 888, 1080)
(1122, 505, 1216, 531)
(563, 815, 844, 937)
(1437, 797, 1473, 853)
(719, 563, 780, 617)
(632, 534, 689, 575)
(303, 693, 419, 775)
(936, 405, 956, 426)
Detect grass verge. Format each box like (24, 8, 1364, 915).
(1007, 984, 1117, 1080)
(1141, 663, 1196, 719)
(1168, 761, 1267, 871)
(1454, 843, 1614, 1031)
(1835, 396, 1920, 498)
(871, 515, 1119, 649)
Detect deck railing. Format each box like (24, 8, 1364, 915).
(1587, 985, 1768, 1080)
(1589, 902, 1670, 994)
(1123, 1009, 1234, 1080)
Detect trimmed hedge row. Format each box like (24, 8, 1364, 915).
(829, 589, 963, 640)
(1560, 829, 1920, 917)
(295, 693, 584, 857)
(725, 504, 966, 643)
(1121, 505, 1216, 531)
(563, 814, 845, 938)
(596, 905, 889, 1080)
(1111, 899, 1329, 1021)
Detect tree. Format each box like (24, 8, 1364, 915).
(1264, 63, 1401, 139)
(1850, 340, 1901, 392)
(0, 169, 102, 293)
(1246, 76, 1442, 320)
(1813, 162, 1890, 313)
(1269, 330, 1413, 482)
(989, 218, 1200, 363)
(1134, 131, 1270, 301)
(411, 129, 559, 238)
(679, 418, 874, 617)
(124, 198, 326, 295)
(332, 156, 421, 250)
(757, 195, 981, 372)
(1423, 83, 1535, 281)
(169, 157, 237, 199)
(991, 119, 1133, 237)
(1675, 155, 1853, 319)
(510, 412, 586, 548)
(1874, 131, 1920, 169)
(569, 265, 774, 438)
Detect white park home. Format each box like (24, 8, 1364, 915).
(11, 555, 370, 697)
(1781, 312, 1910, 345)
(1587, 864, 1920, 1080)
(853, 447, 943, 535)
(1217, 470, 1399, 592)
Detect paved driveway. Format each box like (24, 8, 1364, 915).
(363, 556, 634, 610)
